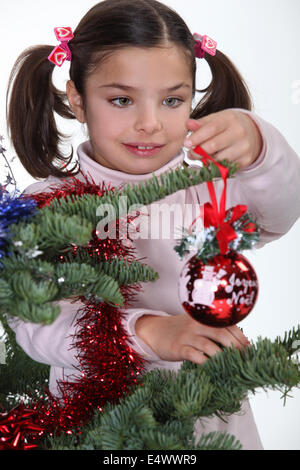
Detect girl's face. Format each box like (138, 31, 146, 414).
(68, 45, 193, 174)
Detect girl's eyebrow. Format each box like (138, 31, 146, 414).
(98, 82, 191, 91)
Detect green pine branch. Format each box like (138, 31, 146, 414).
(42, 325, 300, 450)
(0, 255, 125, 323)
(1, 161, 236, 324)
(10, 214, 93, 252)
(0, 251, 159, 323)
(43, 160, 237, 227)
(62, 249, 159, 285)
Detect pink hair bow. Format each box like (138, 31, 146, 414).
(48, 27, 74, 67)
(193, 33, 217, 58)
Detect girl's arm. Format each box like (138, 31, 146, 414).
(7, 302, 172, 369)
(226, 109, 300, 247)
(7, 300, 83, 369)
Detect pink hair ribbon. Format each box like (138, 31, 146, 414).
(48, 27, 74, 67)
(193, 33, 217, 58)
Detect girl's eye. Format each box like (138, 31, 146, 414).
(163, 97, 183, 107)
(110, 96, 184, 108)
(110, 97, 132, 107)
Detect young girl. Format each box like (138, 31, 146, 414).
(6, 0, 300, 450)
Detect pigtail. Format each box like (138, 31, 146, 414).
(191, 49, 253, 120)
(6, 45, 80, 179)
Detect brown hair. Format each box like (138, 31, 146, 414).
(6, 0, 253, 180)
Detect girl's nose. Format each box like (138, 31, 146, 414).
(134, 106, 163, 134)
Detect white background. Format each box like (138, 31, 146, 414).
(0, 0, 300, 450)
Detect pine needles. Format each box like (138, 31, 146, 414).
(43, 325, 300, 450)
(0, 161, 236, 324)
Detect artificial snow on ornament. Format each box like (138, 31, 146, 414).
(176, 145, 260, 328)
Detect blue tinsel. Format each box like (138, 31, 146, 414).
(0, 187, 37, 265)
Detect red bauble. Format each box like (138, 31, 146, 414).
(178, 251, 259, 327)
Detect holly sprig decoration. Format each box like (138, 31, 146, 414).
(174, 146, 260, 263)
(174, 206, 260, 264)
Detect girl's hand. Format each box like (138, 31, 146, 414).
(184, 109, 263, 170)
(135, 313, 250, 365)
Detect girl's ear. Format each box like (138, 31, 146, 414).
(66, 80, 86, 123)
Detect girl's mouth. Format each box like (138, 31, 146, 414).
(123, 144, 164, 157)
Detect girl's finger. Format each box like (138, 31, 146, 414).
(189, 129, 237, 159)
(181, 345, 208, 365)
(186, 112, 226, 132)
(181, 328, 223, 361)
(187, 311, 250, 352)
(185, 117, 227, 148)
(198, 337, 223, 357)
(210, 140, 250, 165)
(199, 326, 245, 351)
(190, 333, 225, 357)
(186, 118, 202, 132)
(226, 325, 251, 347)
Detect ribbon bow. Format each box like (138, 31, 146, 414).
(190, 146, 254, 255)
(204, 202, 248, 254)
(48, 27, 74, 67)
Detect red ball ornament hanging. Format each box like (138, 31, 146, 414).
(175, 145, 260, 328)
(178, 250, 259, 327)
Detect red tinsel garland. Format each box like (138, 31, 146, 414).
(0, 404, 44, 450)
(1, 171, 147, 448)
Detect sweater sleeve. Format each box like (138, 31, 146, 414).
(120, 308, 172, 362)
(7, 300, 83, 369)
(223, 109, 300, 247)
(7, 303, 171, 369)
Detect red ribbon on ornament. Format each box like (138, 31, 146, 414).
(190, 146, 252, 254)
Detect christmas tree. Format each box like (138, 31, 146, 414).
(0, 149, 299, 450)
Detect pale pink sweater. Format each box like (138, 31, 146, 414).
(8, 109, 300, 450)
